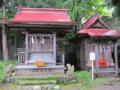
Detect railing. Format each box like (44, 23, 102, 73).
(56, 48, 65, 66)
(14, 48, 65, 66)
(14, 48, 25, 65)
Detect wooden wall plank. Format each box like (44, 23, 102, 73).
(114, 43, 118, 76)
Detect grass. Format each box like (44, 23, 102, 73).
(94, 78, 109, 83)
(0, 59, 18, 83)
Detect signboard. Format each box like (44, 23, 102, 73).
(90, 52, 95, 61)
(90, 52, 95, 80)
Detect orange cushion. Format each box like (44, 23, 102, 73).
(36, 61, 45, 67)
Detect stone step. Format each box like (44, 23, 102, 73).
(17, 85, 58, 90)
(19, 80, 57, 85)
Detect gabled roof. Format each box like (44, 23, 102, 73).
(83, 13, 112, 29)
(0, 7, 78, 31)
(77, 13, 120, 38)
(13, 7, 71, 22)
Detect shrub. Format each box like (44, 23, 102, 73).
(74, 71, 92, 86)
(0, 59, 18, 82)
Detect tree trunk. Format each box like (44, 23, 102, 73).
(2, 0, 9, 60)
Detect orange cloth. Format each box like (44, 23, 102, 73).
(36, 61, 45, 67)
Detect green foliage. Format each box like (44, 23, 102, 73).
(74, 71, 92, 86)
(3, 0, 108, 44)
(0, 59, 18, 82)
(94, 78, 108, 83)
(0, 69, 3, 82)
(13, 81, 19, 85)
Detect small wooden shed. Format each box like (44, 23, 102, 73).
(71, 13, 120, 76)
(0, 7, 78, 75)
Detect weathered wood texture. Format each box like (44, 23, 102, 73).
(53, 32, 56, 66)
(14, 65, 65, 76)
(76, 38, 116, 75)
(25, 32, 28, 65)
(114, 43, 118, 76)
(95, 44, 99, 73)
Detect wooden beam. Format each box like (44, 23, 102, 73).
(53, 32, 56, 66)
(114, 43, 119, 76)
(25, 32, 28, 65)
(7, 24, 74, 28)
(28, 34, 53, 37)
(95, 44, 99, 73)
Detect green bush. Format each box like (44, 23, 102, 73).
(74, 71, 92, 86)
(0, 59, 18, 82)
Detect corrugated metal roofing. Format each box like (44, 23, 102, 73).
(77, 13, 120, 37)
(78, 29, 120, 37)
(0, 7, 78, 24)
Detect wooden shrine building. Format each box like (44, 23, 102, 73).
(71, 13, 120, 76)
(0, 7, 78, 75)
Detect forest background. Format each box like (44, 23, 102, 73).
(0, 0, 119, 60)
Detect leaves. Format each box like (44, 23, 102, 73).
(3, 0, 108, 44)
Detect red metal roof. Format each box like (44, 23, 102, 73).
(0, 20, 78, 24)
(78, 29, 120, 37)
(0, 7, 78, 24)
(13, 7, 71, 22)
(77, 13, 120, 37)
(84, 13, 112, 29)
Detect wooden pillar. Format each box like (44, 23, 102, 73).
(80, 45, 82, 66)
(114, 43, 118, 76)
(85, 42, 88, 70)
(62, 52, 65, 66)
(95, 44, 99, 73)
(25, 32, 28, 65)
(53, 32, 56, 66)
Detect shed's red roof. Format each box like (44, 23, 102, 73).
(77, 13, 120, 37)
(78, 29, 120, 37)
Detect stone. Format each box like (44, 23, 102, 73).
(3, 64, 13, 78)
(72, 79, 77, 83)
(109, 78, 115, 82)
(66, 64, 74, 76)
(33, 86, 41, 90)
(24, 86, 30, 90)
(104, 83, 114, 86)
(53, 85, 59, 90)
(115, 79, 120, 82)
